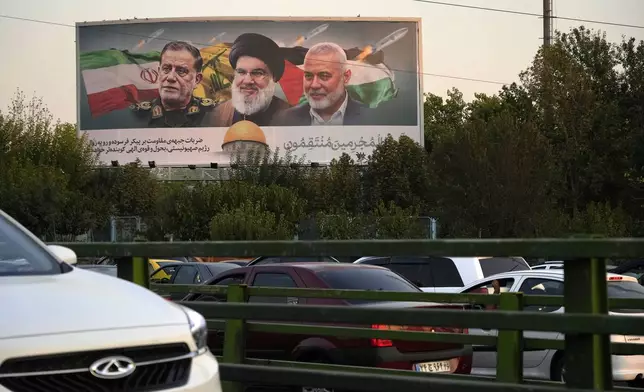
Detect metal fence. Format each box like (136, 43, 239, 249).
(53, 238, 644, 392)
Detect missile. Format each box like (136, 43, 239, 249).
(373, 27, 408, 53)
(132, 28, 165, 50)
(292, 23, 329, 46)
(354, 27, 409, 61)
(208, 32, 227, 44)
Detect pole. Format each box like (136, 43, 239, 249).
(543, 0, 552, 47)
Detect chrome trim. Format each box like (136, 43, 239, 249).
(0, 350, 202, 379)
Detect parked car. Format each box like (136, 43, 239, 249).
(150, 261, 241, 301)
(0, 208, 222, 392)
(182, 263, 473, 379)
(459, 269, 644, 385)
(246, 256, 340, 266)
(354, 256, 530, 292)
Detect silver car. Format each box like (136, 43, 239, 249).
(459, 270, 644, 385)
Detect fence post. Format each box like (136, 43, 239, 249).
(222, 284, 247, 392)
(496, 292, 524, 383)
(116, 256, 149, 289)
(563, 257, 612, 390)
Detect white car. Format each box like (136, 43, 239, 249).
(0, 209, 222, 392)
(459, 270, 644, 385)
(354, 256, 530, 292)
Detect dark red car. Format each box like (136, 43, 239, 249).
(182, 263, 472, 375)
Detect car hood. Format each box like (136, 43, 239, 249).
(0, 267, 189, 339)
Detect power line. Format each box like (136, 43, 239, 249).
(0, 13, 512, 85)
(412, 0, 644, 30)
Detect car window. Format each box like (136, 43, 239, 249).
(316, 268, 421, 304)
(173, 265, 199, 284)
(358, 257, 389, 266)
(519, 278, 563, 312)
(479, 257, 530, 277)
(210, 274, 246, 286)
(387, 257, 464, 288)
(532, 265, 547, 270)
(249, 272, 299, 303)
(150, 265, 178, 283)
(463, 278, 515, 310)
(0, 213, 63, 276)
(464, 278, 515, 295)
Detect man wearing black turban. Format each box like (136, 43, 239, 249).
(206, 33, 290, 127)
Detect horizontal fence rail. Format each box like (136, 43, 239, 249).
(50, 239, 644, 391)
(153, 284, 644, 356)
(53, 238, 644, 257)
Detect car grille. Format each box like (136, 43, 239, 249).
(0, 343, 192, 392)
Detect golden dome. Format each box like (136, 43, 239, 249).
(222, 120, 267, 145)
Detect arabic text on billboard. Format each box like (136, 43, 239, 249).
(76, 17, 422, 166)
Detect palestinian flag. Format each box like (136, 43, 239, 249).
(79, 44, 398, 118)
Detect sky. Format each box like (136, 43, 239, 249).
(0, 0, 642, 124)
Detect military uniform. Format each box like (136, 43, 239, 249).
(130, 96, 218, 127)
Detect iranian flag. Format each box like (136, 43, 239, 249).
(79, 45, 398, 118)
(80, 50, 162, 117)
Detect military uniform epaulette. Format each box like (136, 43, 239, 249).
(129, 96, 218, 127)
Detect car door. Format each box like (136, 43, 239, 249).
(515, 277, 564, 369)
(245, 268, 306, 360)
(461, 277, 517, 374)
(169, 264, 201, 300)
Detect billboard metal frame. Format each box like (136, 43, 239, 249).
(75, 16, 425, 166)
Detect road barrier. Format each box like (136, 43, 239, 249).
(53, 239, 644, 391)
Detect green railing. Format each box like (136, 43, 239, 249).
(53, 239, 644, 392)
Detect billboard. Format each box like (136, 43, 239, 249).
(76, 17, 423, 166)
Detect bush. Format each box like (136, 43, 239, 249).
(210, 202, 294, 240)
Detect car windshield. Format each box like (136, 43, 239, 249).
(0, 213, 62, 276)
(480, 257, 530, 277)
(316, 268, 421, 304)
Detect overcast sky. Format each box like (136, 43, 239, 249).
(0, 0, 642, 123)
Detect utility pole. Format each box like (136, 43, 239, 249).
(543, 0, 554, 131)
(543, 0, 553, 47)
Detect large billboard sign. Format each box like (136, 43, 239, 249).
(76, 17, 423, 166)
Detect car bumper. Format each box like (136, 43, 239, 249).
(330, 346, 473, 374)
(612, 355, 644, 382)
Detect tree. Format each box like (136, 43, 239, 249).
(363, 134, 434, 214)
(210, 202, 294, 240)
(0, 90, 108, 238)
(431, 92, 558, 237)
(521, 27, 631, 213)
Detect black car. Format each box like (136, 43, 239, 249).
(150, 262, 240, 300)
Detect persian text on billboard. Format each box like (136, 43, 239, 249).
(76, 17, 422, 166)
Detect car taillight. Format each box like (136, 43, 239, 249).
(370, 324, 439, 347)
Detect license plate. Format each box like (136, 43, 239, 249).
(414, 360, 451, 373)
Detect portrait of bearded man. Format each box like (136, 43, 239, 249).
(206, 33, 290, 127)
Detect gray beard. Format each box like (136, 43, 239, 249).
(231, 79, 276, 115)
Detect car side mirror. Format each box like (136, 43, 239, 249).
(47, 245, 77, 265)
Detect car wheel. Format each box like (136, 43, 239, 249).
(552, 355, 566, 383)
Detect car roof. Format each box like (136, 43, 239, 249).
(463, 269, 638, 289)
(256, 262, 386, 272)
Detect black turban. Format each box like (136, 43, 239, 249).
(229, 33, 285, 82)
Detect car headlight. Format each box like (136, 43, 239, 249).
(183, 307, 209, 355)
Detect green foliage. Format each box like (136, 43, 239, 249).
(210, 202, 294, 240)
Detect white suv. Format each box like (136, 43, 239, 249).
(0, 209, 222, 392)
(354, 256, 530, 292)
